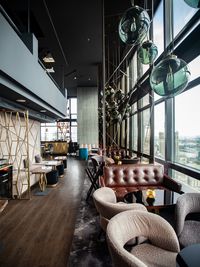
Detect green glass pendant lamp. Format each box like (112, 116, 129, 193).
(138, 40, 158, 64)
(149, 0, 191, 97)
(150, 54, 190, 97)
(184, 0, 200, 8)
(119, 5, 150, 45)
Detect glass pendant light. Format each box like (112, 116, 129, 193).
(184, 0, 200, 8)
(138, 0, 158, 65)
(138, 40, 158, 64)
(150, 0, 191, 97)
(119, 5, 150, 45)
(150, 54, 190, 97)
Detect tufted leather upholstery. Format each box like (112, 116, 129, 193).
(100, 164, 182, 200)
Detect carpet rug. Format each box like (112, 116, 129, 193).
(68, 179, 176, 267)
(33, 188, 53, 196)
(68, 179, 112, 267)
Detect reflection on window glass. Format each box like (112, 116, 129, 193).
(154, 102, 165, 158)
(173, 0, 197, 38)
(175, 86, 200, 171)
(173, 170, 200, 192)
(132, 114, 138, 151)
(141, 108, 150, 155)
(153, 0, 164, 57)
(188, 55, 200, 81)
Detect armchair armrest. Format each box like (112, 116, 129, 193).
(163, 174, 182, 193)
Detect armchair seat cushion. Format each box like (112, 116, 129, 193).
(131, 243, 177, 267)
(179, 220, 200, 248)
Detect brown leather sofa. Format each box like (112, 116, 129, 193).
(99, 164, 182, 200)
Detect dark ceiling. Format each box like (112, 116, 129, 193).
(1, 0, 151, 96)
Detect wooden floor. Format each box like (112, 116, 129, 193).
(0, 158, 86, 267)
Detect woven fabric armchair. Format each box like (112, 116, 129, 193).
(93, 187, 147, 231)
(175, 192, 200, 248)
(107, 210, 180, 267)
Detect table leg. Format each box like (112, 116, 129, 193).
(39, 173, 47, 191)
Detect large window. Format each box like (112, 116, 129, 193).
(154, 102, 165, 159)
(41, 122, 57, 141)
(188, 55, 200, 81)
(132, 114, 138, 151)
(153, 0, 164, 57)
(141, 108, 150, 155)
(173, 0, 197, 38)
(173, 170, 200, 193)
(110, 0, 200, 193)
(174, 86, 200, 171)
(68, 97, 77, 142)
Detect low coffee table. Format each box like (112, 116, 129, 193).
(124, 188, 180, 213)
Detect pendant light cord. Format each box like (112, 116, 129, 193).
(43, 0, 68, 66)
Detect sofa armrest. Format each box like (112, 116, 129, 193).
(163, 174, 182, 192)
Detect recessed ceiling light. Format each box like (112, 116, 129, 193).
(16, 99, 26, 103)
(88, 77, 91, 81)
(74, 76, 77, 80)
(40, 110, 46, 113)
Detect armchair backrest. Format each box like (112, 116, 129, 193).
(175, 193, 200, 236)
(107, 210, 180, 267)
(93, 187, 147, 224)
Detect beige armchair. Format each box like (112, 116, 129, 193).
(92, 187, 147, 231)
(175, 193, 200, 248)
(106, 210, 180, 267)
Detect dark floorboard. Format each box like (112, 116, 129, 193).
(0, 158, 86, 267)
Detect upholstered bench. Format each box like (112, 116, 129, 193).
(99, 164, 182, 200)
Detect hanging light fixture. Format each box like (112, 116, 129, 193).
(150, 0, 191, 97)
(138, 0, 158, 65)
(119, 5, 150, 45)
(138, 40, 158, 64)
(183, 0, 200, 8)
(150, 54, 190, 97)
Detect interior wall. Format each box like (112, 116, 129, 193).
(0, 111, 41, 197)
(77, 87, 99, 147)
